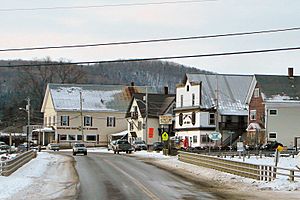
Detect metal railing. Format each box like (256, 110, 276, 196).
(178, 151, 300, 181)
(0, 150, 37, 176)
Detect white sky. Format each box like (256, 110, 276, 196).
(1, 0, 300, 75)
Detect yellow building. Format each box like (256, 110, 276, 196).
(41, 83, 146, 146)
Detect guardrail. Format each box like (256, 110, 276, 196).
(0, 150, 37, 176)
(178, 151, 300, 181)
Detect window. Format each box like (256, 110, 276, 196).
(49, 117, 51, 126)
(68, 135, 76, 140)
(250, 110, 256, 120)
(84, 116, 93, 126)
(201, 135, 212, 143)
(60, 134, 67, 140)
(179, 113, 183, 126)
(269, 109, 278, 116)
(44, 117, 47, 126)
(61, 116, 69, 126)
(226, 116, 232, 123)
(187, 85, 189, 92)
(180, 95, 183, 107)
(129, 122, 134, 131)
(269, 132, 277, 139)
(193, 135, 197, 143)
(209, 113, 215, 125)
(191, 112, 196, 125)
(77, 135, 83, 141)
(86, 135, 96, 141)
(192, 93, 195, 106)
(254, 88, 260, 98)
(53, 116, 56, 126)
(138, 121, 142, 130)
(107, 116, 116, 127)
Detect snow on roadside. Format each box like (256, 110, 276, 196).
(0, 152, 62, 200)
(130, 150, 300, 192)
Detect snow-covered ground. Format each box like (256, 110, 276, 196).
(130, 150, 300, 190)
(1, 148, 300, 199)
(0, 152, 77, 200)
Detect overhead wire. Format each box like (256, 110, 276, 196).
(1, 27, 300, 52)
(2, 46, 300, 68)
(0, 0, 216, 12)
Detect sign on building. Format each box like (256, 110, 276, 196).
(148, 128, 154, 138)
(159, 115, 172, 125)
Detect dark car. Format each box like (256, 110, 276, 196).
(153, 142, 164, 151)
(17, 144, 28, 152)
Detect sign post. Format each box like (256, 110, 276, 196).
(237, 142, 244, 159)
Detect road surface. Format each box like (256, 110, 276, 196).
(69, 152, 224, 200)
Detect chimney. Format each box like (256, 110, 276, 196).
(164, 86, 168, 95)
(131, 82, 135, 86)
(288, 67, 294, 78)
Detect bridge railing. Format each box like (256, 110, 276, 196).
(0, 150, 37, 176)
(178, 151, 300, 181)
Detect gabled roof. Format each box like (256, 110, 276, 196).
(41, 83, 157, 112)
(185, 73, 253, 115)
(126, 93, 175, 118)
(255, 75, 300, 102)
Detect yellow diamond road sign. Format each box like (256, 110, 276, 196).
(162, 132, 169, 141)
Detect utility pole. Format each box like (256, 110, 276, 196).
(215, 75, 219, 133)
(26, 97, 30, 151)
(80, 91, 84, 142)
(145, 87, 148, 149)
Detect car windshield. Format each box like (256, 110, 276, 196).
(75, 144, 85, 147)
(135, 141, 145, 144)
(51, 144, 59, 147)
(117, 140, 129, 144)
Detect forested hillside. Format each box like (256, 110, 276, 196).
(0, 59, 212, 131)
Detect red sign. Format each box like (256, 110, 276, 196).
(148, 128, 154, 138)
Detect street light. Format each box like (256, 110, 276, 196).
(19, 97, 30, 151)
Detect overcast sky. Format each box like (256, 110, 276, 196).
(1, 0, 300, 75)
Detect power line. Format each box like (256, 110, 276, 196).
(1, 27, 300, 52)
(0, 0, 215, 12)
(2, 46, 300, 68)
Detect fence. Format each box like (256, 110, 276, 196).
(0, 150, 37, 176)
(178, 151, 300, 181)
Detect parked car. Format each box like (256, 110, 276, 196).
(73, 143, 87, 156)
(113, 140, 133, 154)
(132, 140, 147, 151)
(108, 140, 117, 151)
(48, 143, 60, 151)
(17, 144, 28, 152)
(153, 142, 164, 151)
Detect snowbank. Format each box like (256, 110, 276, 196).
(130, 150, 300, 192)
(0, 152, 77, 200)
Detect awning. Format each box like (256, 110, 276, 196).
(32, 127, 55, 133)
(246, 123, 262, 132)
(111, 130, 128, 136)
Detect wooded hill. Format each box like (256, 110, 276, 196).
(0, 59, 212, 131)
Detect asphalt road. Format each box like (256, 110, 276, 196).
(68, 152, 223, 200)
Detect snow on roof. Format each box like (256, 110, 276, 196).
(186, 74, 252, 114)
(48, 84, 155, 112)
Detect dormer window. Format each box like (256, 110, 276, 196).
(254, 88, 260, 98)
(187, 85, 189, 92)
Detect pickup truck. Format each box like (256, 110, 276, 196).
(113, 140, 133, 154)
